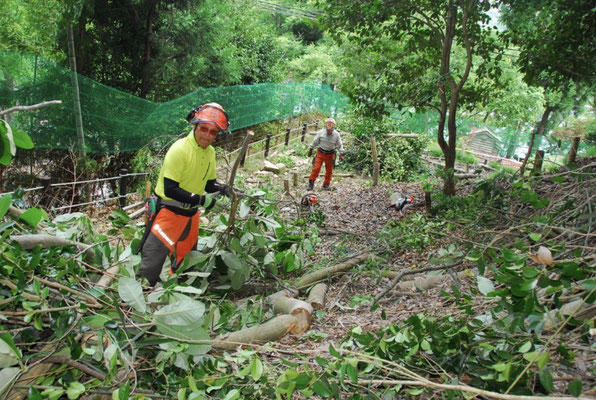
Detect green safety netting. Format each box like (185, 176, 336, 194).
(0, 52, 348, 154)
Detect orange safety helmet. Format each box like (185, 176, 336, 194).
(186, 102, 230, 132)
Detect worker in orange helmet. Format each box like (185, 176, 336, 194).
(307, 117, 344, 191)
(136, 102, 233, 286)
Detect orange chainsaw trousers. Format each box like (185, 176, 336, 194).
(309, 151, 335, 185)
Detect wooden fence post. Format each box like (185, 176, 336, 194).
(119, 168, 128, 208)
(531, 150, 544, 176)
(301, 124, 307, 142)
(283, 179, 290, 194)
(292, 173, 298, 187)
(567, 137, 580, 164)
(425, 191, 432, 214)
(285, 128, 290, 146)
(371, 137, 380, 186)
(265, 134, 271, 158)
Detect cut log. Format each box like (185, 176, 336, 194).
(212, 314, 297, 351)
(10, 234, 95, 259)
(307, 283, 327, 310)
(270, 295, 313, 333)
(543, 299, 596, 332)
(294, 253, 373, 288)
(383, 271, 469, 291)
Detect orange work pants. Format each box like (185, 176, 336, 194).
(309, 151, 335, 185)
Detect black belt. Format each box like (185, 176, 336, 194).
(318, 148, 336, 155)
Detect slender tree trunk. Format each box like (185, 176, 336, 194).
(67, 23, 86, 156)
(520, 106, 554, 175)
(140, 0, 160, 99)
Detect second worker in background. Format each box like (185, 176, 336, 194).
(307, 117, 344, 191)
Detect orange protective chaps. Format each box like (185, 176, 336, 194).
(309, 151, 335, 185)
(150, 208, 199, 269)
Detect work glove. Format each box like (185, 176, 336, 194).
(339, 153, 344, 162)
(218, 183, 234, 198)
(307, 148, 313, 157)
(202, 194, 227, 215)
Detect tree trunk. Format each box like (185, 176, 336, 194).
(520, 106, 554, 175)
(66, 23, 86, 156)
(140, 0, 160, 99)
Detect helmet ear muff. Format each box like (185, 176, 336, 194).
(186, 107, 200, 123)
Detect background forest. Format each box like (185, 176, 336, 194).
(0, 0, 595, 399)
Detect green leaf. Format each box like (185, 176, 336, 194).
(118, 277, 147, 313)
(329, 344, 343, 359)
(154, 298, 205, 327)
(12, 128, 34, 149)
(1, 120, 16, 156)
(250, 358, 263, 380)
(346, 363, 358, 384)
(66, 382, 85, 399)
(19, 208, 43, 227)
(538, 368, 554, 393)
(313, 379, 331, 397)
(0, 194, 11, 219)
(239, 201, 250, 218)
(567, 379, 582, 397)
(581, 279, 596, 292)
(477, 276, 495, 295)
(155, 323, 211, 355)
(0, 334, 22, 367)
(0, 367, 20, 397)
(529, 233, 542, 242)
(0, 124, 12, 166)
(221, 251, 244, 270)
(518, 341, 532, 353)
(223, 389, 240, 400)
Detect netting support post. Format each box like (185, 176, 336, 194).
(285, 128, 290, 146)
(119, 169, 128, 208)
(301, 124, 307, 142)
(39, 176, 52, 210)
(265, 134, 271, 158)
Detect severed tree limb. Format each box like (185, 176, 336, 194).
(270, 294, 313, 333)
(307, 283, 327, 310)
(96, 265, 121, 288)
(10, 234, 95, 259)
(0, 100, 62, 117)
(212, 314, 297, 351)
(294, 253, 374, 288)
(373, 260, 463, 306)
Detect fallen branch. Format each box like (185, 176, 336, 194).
(294, 253, 374, 288)
(96, 265, 121, 288)
(10, 234, 95, 259)
(307, 283, 327, 310)
(373, 260, 464, 306)
(32, 276, 101, 309)
(212, 314, 297, 351)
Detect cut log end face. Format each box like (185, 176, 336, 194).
(290, 308, 312, 334)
